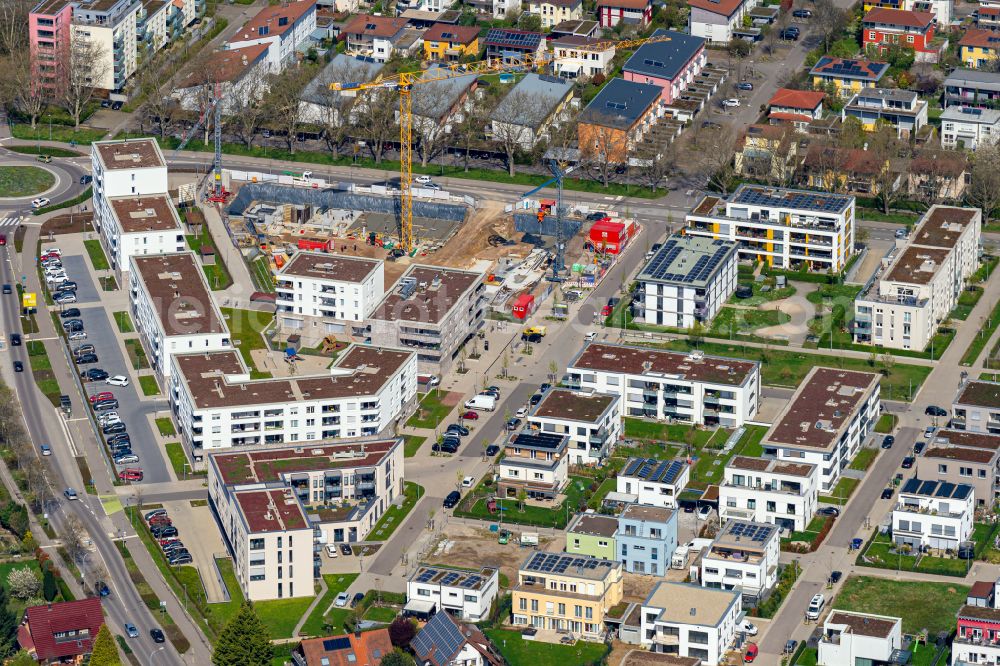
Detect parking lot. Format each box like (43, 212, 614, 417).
(56, 255, 100, 305)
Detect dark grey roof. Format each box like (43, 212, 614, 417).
(412, 611, 466, 666)
(579, 78, 661, 130)
(900, 478, 973, 500)
(622, 29, 705, 81)
(412, 66, 478, 121)
(490, 73, 573, 127)
(945, 68, 1000, 92)
(299, 54, 384, 107)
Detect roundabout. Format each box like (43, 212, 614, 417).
(0, 165, 56, 199)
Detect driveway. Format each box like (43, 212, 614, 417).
(58, 254, 100, 305)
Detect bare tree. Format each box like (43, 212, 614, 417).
(354, 86, 397, 164)
(134, 62, 180, 139)
(62, 36, 108, 128)
(410, 81, 452, 167)
(264, 68, 311, 154)
(454, 93, 489, 172)
(580, 115, 625, 188)
(813, 0, 847, 53)
(63, 516, 89, 568)
(308, 60, 372, 157)
(225, 69, 269, 149)
(1, 52, 45, 129)
(867, 124, 906, 214)
(0, 0, 29, 56)
(489, 89, 542, 177)
(686, 123, 737, 194)
(968, 141, 1000, 222)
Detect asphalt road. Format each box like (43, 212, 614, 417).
(0, 149, 89, 214)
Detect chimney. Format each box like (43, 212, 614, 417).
(354, 629, 362, 639)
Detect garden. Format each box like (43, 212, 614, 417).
(835, 575, 968, 635)
(405, 389, 457, 429)
(857, 530, 982, 577)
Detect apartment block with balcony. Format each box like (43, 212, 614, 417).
(841, 87, 929, 137)
(566, 343, 760, 429)
(102, 194, 184, 275)
(498, 432, 569, 500)
(226, 0, 317, 73)
(129, 253, 231, 382)
(367, 265, 485, 377)
(861, 8, 942, 63)
(684, 185, 856, 272)
(616, 458, 690, 510)
(566, 512, 618, 560)
(953, 380, 1000, 435)
(943, 69, 1000, 109)
(634, 235, 738, 329)
(917, 429, 1000, 507)
(511, 551, 624, 640)
(761, 367, 880, 494)
(953, 580, 1000, 666)
(699, 520, 779, 607)
(168, 345, 416, 463)
(617, 504, 677, 576)
(406, 564, 499, 622)
(892, 477, 974, 551)
(854, 206, 982, 351)
(551, 35, 615, 81)
(527, 389, 621, 465)
(208, 438, 403, 600)
(720, 456, 819, 531)
(275, 252, 384, 346)
(817, 611, 903, 666)
(640, 582, 742, 666)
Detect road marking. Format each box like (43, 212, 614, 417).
(59, 411, 80, 457)
(66, 417, 89, 423)
(0, 218, 18, 228)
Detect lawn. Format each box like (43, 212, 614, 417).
(484, 629, 608, 666)
(708, 306, 790, 338)
(819, 476, 860, 505)
(250, 255, 276, 293)
(125, 339, 149, 371)
(622, 418, 714, 447)
(406, 389, 456, 429)
(139, 375, 160, 396)
(786, 516, 829, 546)
(689, 425, 768, 489)
(299, 573, 358, 636)
(860, 532, 973, 577)
(185, 231, 232, 291)
(164, 442, 200, 479)
(114, 311, 134, 333)
(728, 280, 796, 307)
(255, 596, 316, 639)
(11, 123, 106, 144)
(403, 434, 427, 458)
(458, 475, 592, 528)
(835, 575, 969, 634)
(875, 413, 897, 433)
(0, 166, 54, 197)
(363, 605, 399, 623)
(220, 308, 274, 373)
(83, 239, 110, 271)
(155, 417, 176, 437)
(6, 145, 83, 157)
(368, 482, 423, 541)
(848, 447, 878, 471)
(961, 298, 1000, 366)
(586, 477, 617, 510)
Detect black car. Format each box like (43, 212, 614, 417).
(881, 487, 894, 500)
(80, 175, 92, 185)
(792, 8, 812, 16)
(433, 442, 458, 454)
(10, 334, 20, 346)
(506, 418, 521, 431)
(881, 435, 895, 449)
(443, 490, 461, 508)
(736, 81, 754, 91)
(151, 526, 178, 539)
(150, 628, 165, 644)
(111, 101, 123, 111)
(351, 592, 365, 608)
(446, 424, 470, 437)
(168, 553, 193, 565)
(828, 571, 842, 584)
(75, 353, 98, 365)
(60, 308, 81, 319)
(13, 361, 22, 373)
(529, 394, 542, 406)
(56, 281, 78, 292)
(107, 434, 131, 447)
(586, 211, 608, 221)
(338, 543, 351, 556)
(780, 27, 800, 39)
(902, 456, 915, 469)
(818, 507, 840, 517)
(1, 285, 10, 295)
(485, 386, 500, 395)
(539, 383, 552, 393)
(102, 422, 126, 435)
(485, 444, 500, 456)
(701, 120, 723, 130)
(62, 318, 83, 329)
(682, 503, 695, 513)
(82, 369, 109, 382)
(914, 441, 925, 455)
(925, 405, 947, 417)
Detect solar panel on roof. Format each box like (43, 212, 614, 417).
(323, 637, 352, 651)
(412, 612, 464, 662)
(441, 572, 460, 585)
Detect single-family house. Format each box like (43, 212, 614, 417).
(892, 477, 975, 551)
(961, 28, 1000, 69)
(174, 43, 270, 114)
(862, 8, 941, 63)
(941, 106, 1000, 149)
(734, 124, 799, 183)
(597, 0, 653, 28)
(528, 0, 583, 28)
(483, 28, 545, 64)
(422, 23, 479, 61)
(340, 14, 408, 62)
(907, 150, 969, 201)
(566, 512, 619, 560)
(688, 0, 749, 44)
(616, 458, 690, 509)
(817, 611, 904, 666)
(810, 56, 889, 97)
(552, 36, 615, 81)
(489, 73, 576, 149)
(841, 87, 929, 137)
(412, 611, 504, 666)
(768, 88, 825, 131)
(640, 583, 742, 665)
(617, 504, 677, 576)
(297, 54, 385, 125)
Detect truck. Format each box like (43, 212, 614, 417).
(520, 532, 539, 548)
(671, 545, 690, 569)
(464, 394, 496, 411)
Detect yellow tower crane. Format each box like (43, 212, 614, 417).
(331, 33, 671, 253)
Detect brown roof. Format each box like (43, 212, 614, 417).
(569, 512, 619, 537)
(229, 0, 316, 42)
(621, 503, 674, 523)
(769, 88, 825, 110)
(211, 439, 399, 486)
(934, 429, 1000, 451)
(922, 446, 995, 463)
(178, 43, 269, 87)
(957, 381, 1000, 408)
(883, 246, 952, 285)
(863, 7, 934, 28)
(543, 0, 582, 7)
(827, 611, 899, 638)
(235, 488, 309, 532)
(569, 343, 758, 386)
(422, 22, 479, 44)
(970, 581, 995, 599)
(341, 13, 408, 38)
(598, 0, 650, 8)
(765, 367, 879, 450)
(803, 145, 885, 176)
(175, 345, 412, 410)
(279, 252, 382, 283)
(298, 629, 393, 666)
(688, 0, 741, 15)
(371, 265, 482, 325)
(94, 139, 165, 170)
(961, 28, 1000, 49)
(910, 152, 968, 178)
(728, 456, 815, 477)
(959, 604, 1000, 623)
(552, 34, 613, 50)
(532, 389, 615, 423)
(109, 194, 181, 233)
(621, 652, 701, 666)
(131, 253, 227, 336)
(910, 206, 979, 249)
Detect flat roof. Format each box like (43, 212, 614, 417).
(900, 477, 973, 500)
(569, 342, 758, 387)
(131, 253, 227, 336)
(580, 78, 662, 131)
(371, 265, 482, 325)
(234, 488, 310, 533)
(933, 429, 1000, 451)
(520, 552, 619, 581)
(883, 246, 952, 285)
(911, 206, 980, 249)
(643, 582, 739, 626)
(568, 512, 619, 538)
(941, 106, 1000, 125)
(621, 503, 674, 524)
(620, 653, 701, 666)
(636, 235, 737, 289)
(211, 438, 399, 486)
(921, 446, 995, 463)
(730, 184, 853, 215)
(959, 604, 1000, 623)
(956, 380, 1000, 408)
(620, 458, 686, 485)
(174, 345, 412, 410)
(711, 520, 777, 551)
(531, 389, 615, 423)
(944, 68, 1000, 90)
(509, 432, 568, 452)
(727, 456, 815, 478)
(410, 564, 497, 591)
(764, 367, 878, 450)
(94, 139, 165, 170)
(826, 611, 899, 638)
(109, 194, 181, 234)
(279, 252, 381, 283)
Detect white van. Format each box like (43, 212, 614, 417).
(806, 593, 825, 620)
(464, 394, 496, 411)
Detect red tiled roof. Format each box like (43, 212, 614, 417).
(422, 23, 479, 44)
(298, 629, 393, 666)
(863, 7, 934, 28)
(341, 13, 408, 38)
(979, 6, 1000, 16)
(962, 28, 1000, 48)
(769, 88, 825, 110)
(229, 0, 316, 42)
(599, 0, 650, 9)
(769, 112, 813, 123)
(178, 43, 269, 87)
(688, 0, 742, 16)
(22, 599, 104, 661)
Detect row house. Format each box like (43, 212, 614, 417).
(483, 28, 545, 64)
(578, 78, 664, 165)
(941, 106, 1000, 149)
(944, 69, 1000, 109)
(566, 512, 619, 560)
(953, 579, 1000, 666)
(720, 456, 819, 532)
(623, 30, 707, 104)
(917, 429, 1000, 508)
(598, 0, 652, 27)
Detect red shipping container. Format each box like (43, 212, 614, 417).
(589, 219, 626, 254)
(511, 293, 534, 320)
(297, 239, 330, 252)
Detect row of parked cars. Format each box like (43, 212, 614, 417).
(89, 389, 139, 469)
(40, 248, 80, 306)
(146, 508, 191, 565)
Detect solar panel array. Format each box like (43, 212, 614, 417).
(512, 432, 566, 450)
(902, 478, 972, 500)
(412, 612, 464, 663)
(485, 29, 541, 49)
(815, 58, 884, 79)
(623, 458, 684, 485)
(461, 576, 482, 589)
(416, 569, 436, 583)
(322, 637, 352, 652)
(727, 522, 776, 544)
(734, 186, 850, 214)
(524, 552, 614, 574)
(413, 566, 488, 590)
(641, 238, 733, 285)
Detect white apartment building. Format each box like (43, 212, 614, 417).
(406, 565, 499, 621)
(129, 253, 231, 381)
(101, 194, 185, 275)
(367, 265, 485, 377)
(173, 43, 271, 115)
(855, 206, 982, 351)
(720, 456, 819, 532)
(225, 0, 317, 73)
(893, 478, 974, 551)
(953, 380, 1000, 434)
(685, 184, 857, 272)
(700, 520, 780, 607)
(616, 458, 690, 509)
(640, 582, 742, 666)
(761, 367, 881, 494)
(566, 343, 760, 429)
(634, 234, 739, 329)
(942, 106, 1000, 150)
(817, 611, 903, 666)
(168, 345, 417, 463)
(527, 389, 622, 465)
(276, 252, 384, 345)
(207, 438, 404, 600)
(498, 432, 570, 500)
(551, 35, 615, 80)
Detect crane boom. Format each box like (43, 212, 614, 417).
(332, 33, 671, 253)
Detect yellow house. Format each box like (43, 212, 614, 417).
(528, 0, 584, 28)
(863, 0, 903, 10)
(734, 124, 799, 183)
(511, 552, 623, 640)
(960, 29, 1000, 69)
(810, 56, 889, 98)
(802, 144, 897, 195)
(422, 23, 480, 62)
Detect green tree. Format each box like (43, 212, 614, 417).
(41, 567, 56, 602)
(212, 601, 273, 666)
(89, 625, 121, 666)
(381, 650, 416, 666)
(7, 651, 33, 666)
(0, 584, 18, 657)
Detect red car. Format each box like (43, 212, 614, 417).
(118, 468, 143, 482)
(744, 643, 758, 663)
(0, 235, 7, 246)
(601, 304, 613, 316)
(461, 411, 479, 420)
(90, 392, 114, 403)
(148, 516, 172, 526)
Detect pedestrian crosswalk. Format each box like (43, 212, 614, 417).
(0, 217, 19, 227)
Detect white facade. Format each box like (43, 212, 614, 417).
(101, 194, 186, 274)
(953, 380, 1000, 434)
(616, 458, 690, 509)
(552, 38, 614, 80)
(566, 343, 760, 429)
(720, 456, 819, 532)
(226, 0, 317, 73)
(69, 0, 140, 91)
(818, 611, 903, 666)
(406, 565, 499, 621)
(893, 478, 974, 551)
(498, 433, 569, 500)
(640, 582, 742, 666)
(942, 106, 1000, 150)
(700, 520, 780, 604)
(527, 389, 622, 465)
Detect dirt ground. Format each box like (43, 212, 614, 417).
(425, 201, 534, 269)
(425, 523, 559, 587)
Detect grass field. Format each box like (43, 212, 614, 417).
(11, 124, 106, 144)
(875, 413, 897, 433)
(164, 442, 189, 478)
(125, 339, 149, 371)
(708, 306, 790, 337)
(458, 475, 592, 528)
(250, 255, 276, 293)
(690, 426, 768, 488)
(728, 280, 796, 307)
(368, 482, 423, 541)
(155, 417, 176, 437)
(484, 630, 608, 666)
(83, 239, 110, 271)
(819, 476, 860, 505)
(962, 299, 1000, 366)
(299, 573, 359, 636)
(186, 230, 232, 290)
(403, 435, 427, 457)
(623, 418, 715, 447)
(139, 374, 160, 396)
(220, 308, 274, 375)
(835, 575, 968, 634)
(406, 389, 456, 429)
(0, 166, 54, 197)
(848, 447, 878, 471)
(113, 311, 134, 333)
(6, 145, 83, 157)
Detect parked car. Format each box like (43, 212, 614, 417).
(722, 98, 741, 108)
(744, 643, 758, 663)
(13, 361, 22, 373)
(902, 456, 915, 469)
(144, 509, 167, 521)
(107, 375, 130, 387)
(443, 490, 461, 508)
(818, 507, 840, 517)
(881, 487, 894, 500)
(113, 453, 139, 465)
(340, 543, 352, 556)
(792, 8, 812, 16)
(335, 592, 350, 607)
(506, 418, 521, 431)
(850, 538, 864, 550)
(881, 435, 895, 449)
(82, 369, 110, 382)
(54, 292, 77, 305)
(584, 331, 597, 342)
(39, 444, 51, 456)
(529, 394, 542, 406)
(89, 390, 112, 402)
(780, 27, 800, 39)
(461, 476, 475, 488)
(95, 581, 110, 597)
(118, 468, 143, 482)
(105, 434, 130, 447)
(914, 441, 925, 455)
(168, 553, 192, 565)
(925, 405, 947, 417)
(784, 640, 798, 655)
(515, 406, 529, 418)
(741, 621, 758, 635)
(92, 400, 119, 411)
(351, 592, 365, 608)
(461, 411, 479, 420)
(80, 175, 92, 185)
(75, 353, 99, 365)
(432, 441, 458, 454)
(446, 424, 470, 437)
(1, 285, 10, 295)
(736, 81, 754, 91)
(56, 281, 78, 292)
(697, 505, 712, 520)
(150, 526, 177, 539)
(485, 444, 500, 456)
(67, 330, 87, 341)
(325, 544, 338, 558)
(62, 319, 83, 331)
(60, 308, 82, 319)
(829, 571, 843, 584)
(103, 422, 126, 435)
